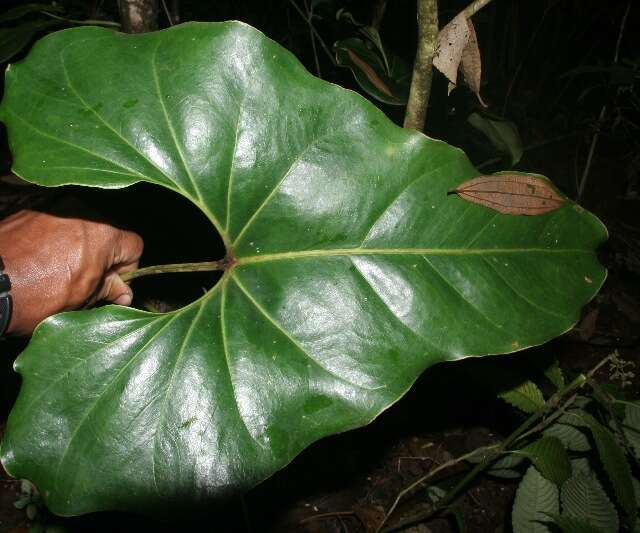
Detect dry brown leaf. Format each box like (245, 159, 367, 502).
(433, 12, 469, 88)
(460, 19, 487, 107)
(450, 174, 566, 215)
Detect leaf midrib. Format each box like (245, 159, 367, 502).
(234, 247, 593, 266)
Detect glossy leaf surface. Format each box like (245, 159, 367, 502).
(0, 22, 606, 515)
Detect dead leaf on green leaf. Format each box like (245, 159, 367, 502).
(450, 174, 566, 215)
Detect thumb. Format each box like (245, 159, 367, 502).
(99, 271, 134, 306)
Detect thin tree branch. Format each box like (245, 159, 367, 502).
(287, 0, 336, 67)
(403, 0, 438, 131)
(462, 0, 493, 18)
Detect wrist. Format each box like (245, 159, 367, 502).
(0, 255, 13, 337)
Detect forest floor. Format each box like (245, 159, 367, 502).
(1, 134, 639, 533)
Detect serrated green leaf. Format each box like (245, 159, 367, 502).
(499, 380, 546, 414)
(544, 412, 591, 453)
(545, 514, 608, 533)
(623, 402, 640, 459)
(570, 458, 593, 477)
(0, 22, 607, 516)
(513, 466, 559, 533)
(581, 414, 636, 525)
(561, 473, 619, 532)
(543, 359, 565, 389)
(521, 436, 571, 486)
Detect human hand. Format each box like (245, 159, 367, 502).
(0, 205, 143, 336)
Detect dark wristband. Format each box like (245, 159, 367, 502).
(0, 256, 12, 337)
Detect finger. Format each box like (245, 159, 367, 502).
(99, 271, 134, 306)
(113, 230, 144, 272)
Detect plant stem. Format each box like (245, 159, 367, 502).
(375, 443, 501, 533)
(403, 0, 438, 131)
(462, 0, 493, 18)
(379, 352, 617, 532)
(287, 0, 336, 67)
(41, 11, 121, 27)
(304, 0, 322, 77)
(121, 260, 228, 282)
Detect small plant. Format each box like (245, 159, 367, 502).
(375, 352, 639, 532)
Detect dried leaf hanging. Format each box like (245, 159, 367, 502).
(450, 174, 566, 215)
(433, 13, 486, 106)
(459, 20, 487, 107)
(433, 12, 469, 89)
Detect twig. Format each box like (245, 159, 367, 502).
(378, 353, 617, 532)
(121, 260, 228, 282)
(304, 0, 322, 77)
(40, 10, 121, 27)
(160, 0, 173, 25)
(403, 0, 494, 131)
(462, 0, 493, 18)
(403, 0, 438, 131)
(300, 510, 356, 524)
(287, 0, 336, 67)
(376, 443, 500, 532)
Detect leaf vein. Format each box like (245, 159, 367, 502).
(481, 256, 565, 319)
(53, 312, 182, 499)
(349, 257, 443, 356)
(60, 53, 181, 192)
(219, 283, 265, 447)
(231, 273, 376, 391)
(421, 255, 509, 339)
(151, 301, 207, 494)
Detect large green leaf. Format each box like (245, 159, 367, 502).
(0, 22, 606, 515)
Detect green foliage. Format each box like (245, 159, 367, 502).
(0, 19, 58, 63)
(545, 514, 609, 533)
(499, 379, 546, 414)
(581, 413, 637, 525)
(543, 359, 565, 389)
(544, 410, 592, 452)
(624, 402, 640, 459)
(489, 352, 640, 532)
(521, 437, 571, 486)
(0, 22, 606, 517)
(467, 111, 523, 166)
(561, 473, 619, 533)
(334, 37, 410, 105)
(512, 466, 558, 533)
